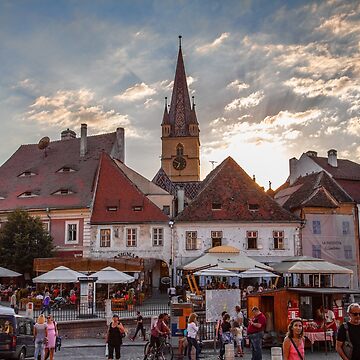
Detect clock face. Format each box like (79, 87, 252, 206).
(173, 156, 187, 170)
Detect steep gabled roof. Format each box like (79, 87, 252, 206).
(152, 168, 202, 200)
(176, 157, 299, 222)
(91, 153, 169, 224)
(0, 133, 117, 211)
(277, 171, 353, 211)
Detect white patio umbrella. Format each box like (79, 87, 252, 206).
(238, 268, 279, 278)
(91, 266, 135, 298)
(32, 266, 85, 283)
(0, 266, 21, 277)
(194, 267, 240, 277)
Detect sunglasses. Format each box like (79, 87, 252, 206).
(350, 312, 360, 316)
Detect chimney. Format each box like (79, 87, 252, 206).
(80, 123, 87, 157)
(289, 157, 298, 185)
(328, 149, 338, 167)
(111, 127, 125, 162)
(177, 188, 185, 213)
(61, 128, 76, 140)
(306, 150, 318, 157)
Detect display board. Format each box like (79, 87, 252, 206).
(205, 289, 241, 322)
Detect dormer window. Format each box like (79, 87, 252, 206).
(212, 202, 222, 210)
(133, 206, 143, 212)
(18, 171, 36, 177)
(18, 191, 38, 198)
(107, 206, 118, 211)
(52, 189, 74, 195)
(248, 203, 259, 211)
(57, 166, 76, 173)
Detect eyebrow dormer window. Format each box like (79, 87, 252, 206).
(212, 202, 222, 210)
(52, 189, 74, 195)
(18, 171, 36, 177)
(107, 206, 118, 211)
(57, 167, 76, 173)
(248, 203, 259, 211)
(133, 206, 143, 212)
(18, 191, 38, 198)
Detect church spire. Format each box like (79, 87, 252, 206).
(168, 35, 195, 136)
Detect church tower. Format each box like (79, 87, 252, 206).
(161, 36, 200, 182)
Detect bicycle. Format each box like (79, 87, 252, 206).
(143, 336, 174, 360)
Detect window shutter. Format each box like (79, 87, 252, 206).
(196, 238, 202, 250)
(284, 238, 289, 250)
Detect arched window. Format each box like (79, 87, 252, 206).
(176, 144, 184, 156)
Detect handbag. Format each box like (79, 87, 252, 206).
(221, 331, 233, 344)
(342, 323, 353, 359)
(105, 343, 109, 357)
(289, 337, 304, 360)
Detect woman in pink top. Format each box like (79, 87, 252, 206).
(45, 315, 58, 360)
(282, 318, 305, 360)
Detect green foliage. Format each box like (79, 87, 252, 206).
(0, 209, 54, 276)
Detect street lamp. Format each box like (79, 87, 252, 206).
(168, 220, 175, 286)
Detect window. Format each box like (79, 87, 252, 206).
(342, 221, 350, 235)
(42, 222, 49, 233)
(211, 231, 222, 247)
(162, 206, 170, 215)
(18, 191, 38, 198)
(107, 206, 118, 211)
(100, 229, 111, 248)
(344, 245, 353, 259)
(52, 189, 74, 195)
(273, 231, 284, 250)
(312, 244, 321, 258)
(153, 228, 164, 246)
(65, 221, 79, 244)
(176, 144, 184, 156)
(18, 171, 36, 177)
(312, 221, 321, 234)
(212, 203, 222, 210)
(126, 228, 137, 247)
(132, 206, 143, 211)
(248, 203, 259, 211)
(186, 231, 198, 250)
(57, 166, 76, 173)
(247, 231, 258, 249)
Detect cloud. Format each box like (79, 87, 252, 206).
(225, 90, 265, 111)
(115, 82, 156, 102)
(346, 117, 360, 135)
(196, 33, 230, 53)
(226, 80, 250, 92)
(26, 88, 139, 136)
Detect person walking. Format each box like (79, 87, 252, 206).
(215, 311, 227, 359)
(282, 318, 305, 360)
(336, 302, 360, 360)
(41, 291, 51, 316)
(33, 314, 48, 360)
(247, 306, 266, 360)
(219, 313, 232, 360)
(105, 314, 126, 360)
(187, 313, 200, 360)
(44, 315, 58, 360)
(10, 289, 18, 314)
(131, 311, 146, 341)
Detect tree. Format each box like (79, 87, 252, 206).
(0, 209, 54, 276)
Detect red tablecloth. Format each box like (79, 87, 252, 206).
(304, 330, 333, 345)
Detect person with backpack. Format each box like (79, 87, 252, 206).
(336, 302, 360, 360)
(282, 318, 305, 360)
(105, 314, 126, 360)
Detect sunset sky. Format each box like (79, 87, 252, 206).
(1, 0, 359, 189)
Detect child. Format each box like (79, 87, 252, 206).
(232, 321, 244, 357)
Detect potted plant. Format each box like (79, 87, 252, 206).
(126, 290, 134, 310)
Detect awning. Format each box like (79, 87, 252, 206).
(272, 256, 353, 275)
(91, 267, 135, 284)
(238, 268, 279, 278)
(194, 267, 240, 277)
(32, 266, 85, 283)
(0, 267, 21, 277)
(182, 245, 272, 271)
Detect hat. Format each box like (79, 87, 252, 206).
(112, 314, 119, 318)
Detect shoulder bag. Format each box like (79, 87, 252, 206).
(342, 323, 353, 359)
(289, 337, 304, 360)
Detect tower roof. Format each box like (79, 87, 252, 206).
(168, 37, 196, 136)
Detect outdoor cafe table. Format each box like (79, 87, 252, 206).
(304, 329, 333, 352)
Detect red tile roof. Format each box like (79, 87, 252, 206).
(91, 153, 169, 224)
(0, 133, 117, 211)
(176, 157, 299, 222)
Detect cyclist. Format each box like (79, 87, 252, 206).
(146, 313, 170, 356)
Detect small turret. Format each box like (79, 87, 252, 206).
(161, 97, 171, 137)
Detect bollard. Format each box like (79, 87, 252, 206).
(26, 302, 34, 318)
(271, 346, 283, 360)
(224, 343, 234, 360)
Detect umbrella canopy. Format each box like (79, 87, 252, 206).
(0, 266, 21, 277)
(272, 256, 353, 275)
(91, 267, 135, 284)
(182, 245, 273, 271)
(193, 267, 240, 277)
(32, 266, 85, 283)
(238, 268, 279, 278)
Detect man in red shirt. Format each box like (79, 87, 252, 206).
(247, 306, 266, 360)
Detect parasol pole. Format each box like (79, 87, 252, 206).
(321, 291, 328, 355)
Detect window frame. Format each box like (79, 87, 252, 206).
(344, 245, 353, 259)
(152, 227, 164, 246)
(312, 220, 321, 234)
(273, 230, 285, 250)
(126, 228, 137, 247)
(100, 228, 111, 248)
(185, 231, 198, 250)
(65, 220, 79, 244)
(246, 230, 258, 249)
(312, 244, 321, 258)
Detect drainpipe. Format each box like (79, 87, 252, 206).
(46, 207, 51, 234)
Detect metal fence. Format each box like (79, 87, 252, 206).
(197, 312, 217, 342)
(33, 302, 170, 322)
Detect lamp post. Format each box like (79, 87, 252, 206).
(169, 220, 175, 286)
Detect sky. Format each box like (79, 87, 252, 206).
(0, 0, 359, 189)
